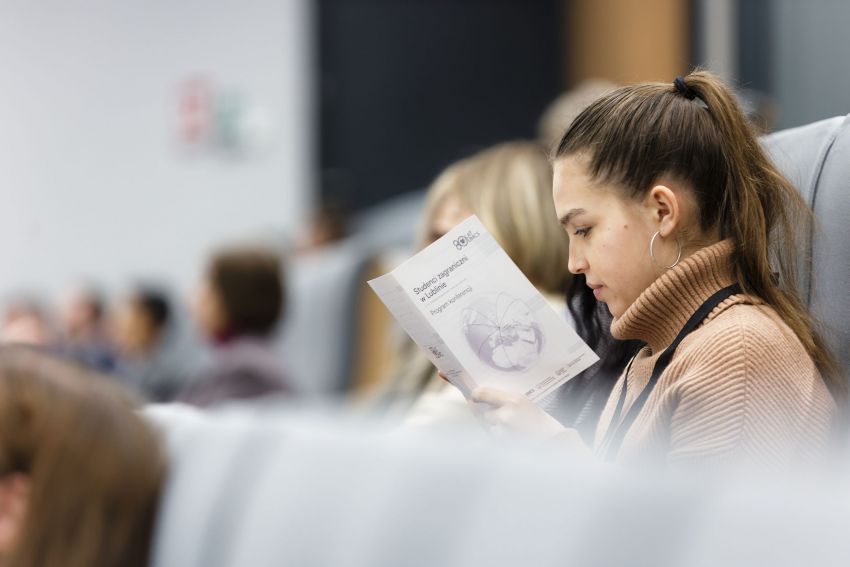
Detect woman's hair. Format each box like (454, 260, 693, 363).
(555, 274, 643, 442)
(0, 346, 165, 567)
(554, 69, 843, 400)
(208, 246, 285, 338)
(419, 141, 571, 295)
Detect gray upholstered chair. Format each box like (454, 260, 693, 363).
(275, 191, 424, 397)
(762, 114, 850, 386)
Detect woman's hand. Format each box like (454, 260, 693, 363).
(436, 372, 566, 438)
(470, 387, 565, 438)
(437, 373, 590, 455)
(469, 387, 592, 457)
(468, 387, 566, 438)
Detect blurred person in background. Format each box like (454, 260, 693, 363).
(0, 345, 164, 567)
(178, 245, 289, 407)
(537, 79, 618, 151)
(56, 285, 116, 373)
(112, 286, 194, 402)
(538, 78, 776, 138)
(0, 298, 55, 348)
(372, 141, 638, 441)
(294, 198, 351, 253)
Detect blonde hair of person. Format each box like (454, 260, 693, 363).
(0, 346, 165, 567)
(418, 141, 571, 295)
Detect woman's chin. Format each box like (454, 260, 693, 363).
(606, 301, 623, 319)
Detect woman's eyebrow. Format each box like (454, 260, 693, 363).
(558, 208, 586, 227)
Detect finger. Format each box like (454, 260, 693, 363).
(470, 387, 519, 407)
(437, 371, 449, 383)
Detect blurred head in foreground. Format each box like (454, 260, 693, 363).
(0, 346, 164, 567)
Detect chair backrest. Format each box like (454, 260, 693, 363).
(762, 114, 850, 384)
(275, 191, 424, 397)
(146, 404, 850, 567)
(276, 239, 373, 397)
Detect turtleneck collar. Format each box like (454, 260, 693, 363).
(611, 239, 737, 353)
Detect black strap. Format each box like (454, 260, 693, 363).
(598, 284, 742, 460)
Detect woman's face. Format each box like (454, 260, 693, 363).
(552, 156, 668, 319)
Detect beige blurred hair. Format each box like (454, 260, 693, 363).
(418, 141, 571, 295)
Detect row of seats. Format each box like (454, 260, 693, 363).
(147, 403, 850, 567)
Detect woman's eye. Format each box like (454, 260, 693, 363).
(574, 227, 592, 238)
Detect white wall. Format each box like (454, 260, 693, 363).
(0, 0, 313, 302)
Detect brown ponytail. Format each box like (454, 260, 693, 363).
(555, 69, 844, 402)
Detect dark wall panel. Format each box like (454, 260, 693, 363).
(319, 0, 563, 210)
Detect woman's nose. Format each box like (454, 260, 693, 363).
(567, 243, 587, 275)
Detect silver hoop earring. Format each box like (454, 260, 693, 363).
(649, 231, 682, 269)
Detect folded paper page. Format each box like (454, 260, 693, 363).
(369, 215, 599, 404)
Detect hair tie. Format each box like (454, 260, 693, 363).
(673, 76, 696, 100)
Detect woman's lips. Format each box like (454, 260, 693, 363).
(587, 283, 603, 301)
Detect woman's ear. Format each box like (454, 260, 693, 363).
(0, 473, 29, 554)
(646, 184, 681, 237)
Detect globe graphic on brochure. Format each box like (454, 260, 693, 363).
(460, 293, 545, 372)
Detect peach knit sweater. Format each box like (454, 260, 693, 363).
(595, 240, 834, 468)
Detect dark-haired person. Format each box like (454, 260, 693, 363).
(112, 287, 194, 402)
(466, 71, 838, 469)
(0, 345, 164, 567)
(179, 246, 289, 407)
